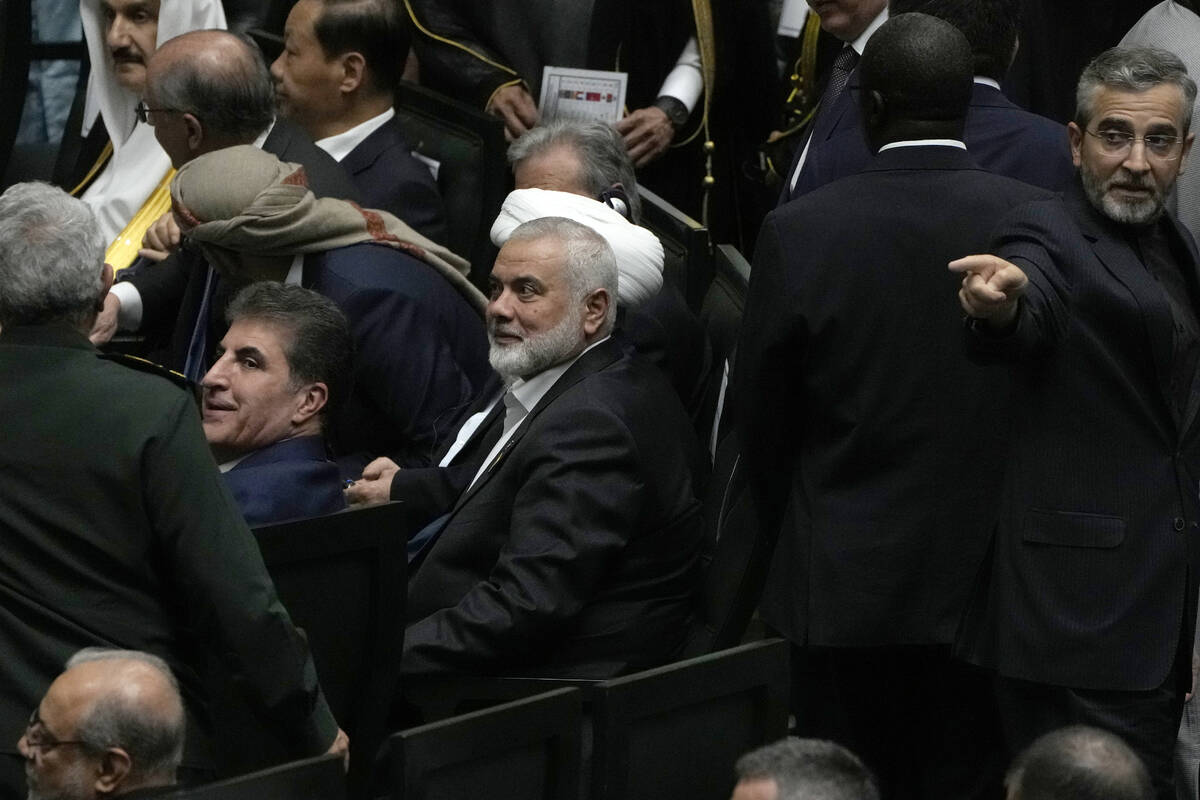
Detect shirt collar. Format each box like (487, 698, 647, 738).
(878, 139, 968, 152)
(252, 118, 276, 149)
(315, 108, 395, 163)
(849, 6, 889, 55)
(506, 336, 611, 415)
(973, 76, 1001, 91)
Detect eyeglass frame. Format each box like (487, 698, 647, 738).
(1084, 127, 1187, 160)
(134, 101, 189, 126)
(22, 709, 95, 754)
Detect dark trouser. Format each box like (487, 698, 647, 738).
(790, 643, 1005, 800)
(995, 668, 1186, 800)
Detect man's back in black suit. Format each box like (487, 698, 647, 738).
(735, 15, 1051, 796)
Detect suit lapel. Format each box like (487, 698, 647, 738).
(340, 117, 399, 177)
(1168, 217, 1200, 438)
(1070, 187, 1178, 426)
(445, 339, 625, 514)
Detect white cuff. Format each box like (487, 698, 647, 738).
(109, 281, 143, 331)
(656, 37, 703, 113)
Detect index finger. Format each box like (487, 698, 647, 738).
(948, 254, 1004, 276)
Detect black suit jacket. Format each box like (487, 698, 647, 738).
(403, 338, 708, 678)
(957, 182, 1200, 691)
(736, 146, 1051, 647)
(121, 118, 361, 352)
(780, 76, 1075, 203)
(341, 115, 448, 244)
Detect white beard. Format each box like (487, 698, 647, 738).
(488, 304, 585, 381)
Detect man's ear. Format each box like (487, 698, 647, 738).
(100, 262, 114, 297)
(183, 113, 204, 153)
(581, 288, 610, 338)
(292, 382, 329, 426)
(864, 89, 887, 131)
(1178, 130, 1195, 175)
(1067, 121, 1084, 168)
(339, 52, 367, 95)
(93, 747, 133, 795)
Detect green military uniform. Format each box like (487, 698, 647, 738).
(0, 322, 336, 797)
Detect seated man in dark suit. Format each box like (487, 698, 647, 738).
(401, 217, 707, 678)
(20, 649, 185, 800)
(202, 282, 352, 526)
(170, 145, 490, 473)
(91, 29, 362, 352)
(271, 0, 447, 243)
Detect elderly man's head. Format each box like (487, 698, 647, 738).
(18, 649, 184, 800)
(1068, 47, 1196, 226)
(731, 738, 880, 800)
(143, 30, 276, 168)
(271, 0, 408, 140)
(487, 217, 617, 381)
(0, 183, 108, 333)
(508, 120, 643, 222)
(201, 282, 352, 461)
(1005, 726, 1153, 800)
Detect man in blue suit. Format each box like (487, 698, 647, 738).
(202, 283, 352, 526)
(271, 0, 447, 243)
(781, 0, 1074, 203)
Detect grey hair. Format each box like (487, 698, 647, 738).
(506, 217, 618, 336)
(65, 649, 185, 782)
(225, 282, 354, 421)
(150, 31, 275, 142)
(507, 119, 643, 223)
(734, 738, 880, 800)
(1075, 46, 1197, 133)
(0, 182, 105, 328)
(1005, 725, 1153, 800)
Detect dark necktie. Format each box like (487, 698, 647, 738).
(822, 45, 859, 113)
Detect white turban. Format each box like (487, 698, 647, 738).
(490, 188, 665, 306)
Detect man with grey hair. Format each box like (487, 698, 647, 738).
(400, 216, 706, 679)
(952, 46, 1198, 798)
(0, 182, 346, 799)
(731, 738, 880, 800)
(507, 119, 644, 222)
(1004, 726, 1154, 800)
(19, 649, 185, 800)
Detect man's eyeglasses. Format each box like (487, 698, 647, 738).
(135, 101, 186, 125)
(23, 710, 91, 754)
(1085, 128, 1185, 160)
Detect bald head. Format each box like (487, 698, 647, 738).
(20, 650, 184, 800)
(1005, 726, 1153, 800)
(858, 13, 975, 151)
(144, 30, 275, 165)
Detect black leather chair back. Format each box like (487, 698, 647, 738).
(590, 639, 789, 800)
(389, 687, 583, 800)
(639, 186, 712, 312)
(207, 502, 410, 798)
(162, 753, 346, 800)
(393, 80, 511, 290)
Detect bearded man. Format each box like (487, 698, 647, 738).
(398, 216, 707, 679)
(952, 46, 1199, 800)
